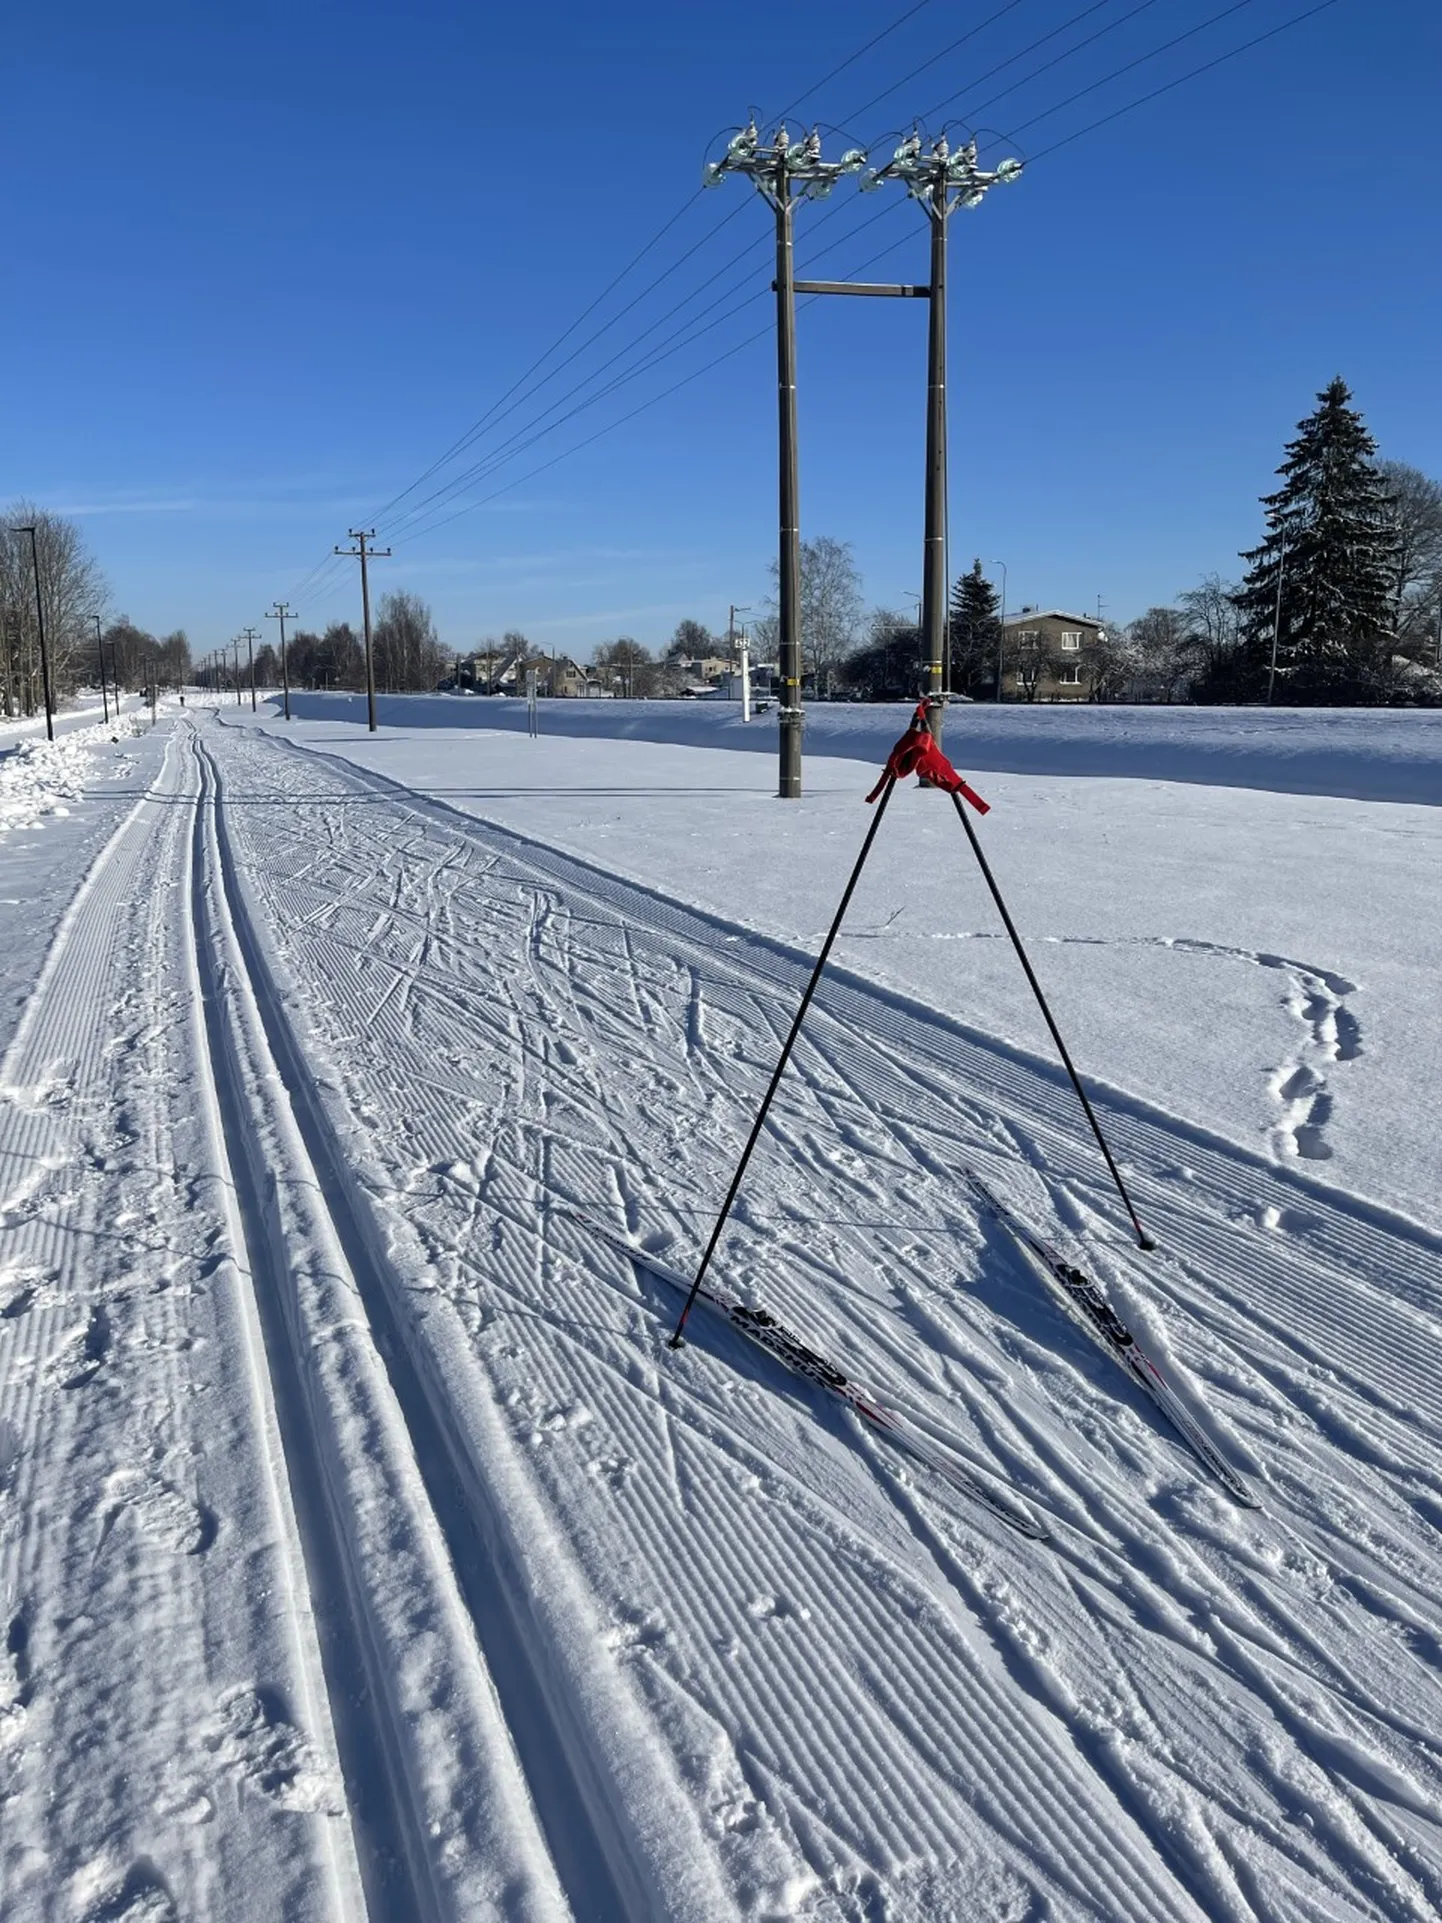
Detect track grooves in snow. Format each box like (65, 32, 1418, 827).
(196, 717, 1442, 1919)
(199, 738, 731, 1923)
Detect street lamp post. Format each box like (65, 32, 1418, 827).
(90, 614, 109, 723)
(1266, 531, 1289, 706)
(990, 558, 1008, 701)
(705, 121, 867, 797)
(863, 132, 1022, 744)
(8, 524, 55, 740)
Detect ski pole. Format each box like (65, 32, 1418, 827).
(671, 776, 898, 1346)
(947, 790, 1156, 1251)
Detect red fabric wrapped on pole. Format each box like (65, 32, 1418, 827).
(866, 702, 990, 813)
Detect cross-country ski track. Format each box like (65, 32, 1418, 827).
(4, 710, 1442, 1921)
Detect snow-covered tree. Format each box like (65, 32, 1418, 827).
(1234, 378, 1396, 703)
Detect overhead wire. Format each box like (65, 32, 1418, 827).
(287, 0, 1346, 608)
(375, 2, 1158, 547)
(393, 225, 928, 550)
(1027, 0, 1344, 154)
(292, 2, 1154, 603)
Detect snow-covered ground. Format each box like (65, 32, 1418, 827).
(3, 698, 1442, 1921)
(287, 689, 1442, 807)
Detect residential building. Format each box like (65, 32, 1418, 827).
(1000, 609, 1104, 701)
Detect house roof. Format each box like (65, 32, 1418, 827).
(1001, 610, 1102, 629)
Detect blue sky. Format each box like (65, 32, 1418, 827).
(3, 0, 1438, 657)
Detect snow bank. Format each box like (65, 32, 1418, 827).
(0, 714, 144, 835)
(282, 691, 1442, 807)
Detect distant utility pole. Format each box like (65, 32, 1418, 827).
(266, 601, 294, 719)
(334, 528, 391, 732)
(705, 123, 865, 798)
(8, 524, 54, 740)
(241, 626, 260, 712)
(232, 636, 243, 705)
(863, 132, 1021, 746)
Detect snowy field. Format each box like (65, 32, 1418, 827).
(3, 697, 1442, 1920)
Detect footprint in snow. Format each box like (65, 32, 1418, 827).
(52, 1304, 112, 1389)
(98, 1467, 217, 1557)
(72, 1856, 177, 1923)
(206, 1686, 343, 1815)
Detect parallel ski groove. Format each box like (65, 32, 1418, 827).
(206, 719, 1442, 1922)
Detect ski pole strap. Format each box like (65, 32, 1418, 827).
(866, 701, 990, 813)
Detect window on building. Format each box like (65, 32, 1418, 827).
(1060, 630, 1082, 651)
(1057, 664, 1081, 685)
(1019, 629, 1040, 649)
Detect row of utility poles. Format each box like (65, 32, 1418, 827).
(704, 121, 1022, 798)
(238, 532, 386, 731)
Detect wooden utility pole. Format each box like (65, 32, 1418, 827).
(862, 133, 1022, 747)
(334, 529, 390, 731)
(705, 123, 866, 798)
(241, 626, 261, 712)
(266, 601, 294, 719)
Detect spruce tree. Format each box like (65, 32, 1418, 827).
(1233, 378, 1396, 704)
(948, 559, 1002, 698)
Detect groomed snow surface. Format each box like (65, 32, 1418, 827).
(2, 697, 1441, 1922)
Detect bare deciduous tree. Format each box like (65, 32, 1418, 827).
(1128, 606, 1195, 702)
(764, 535, 864, 696)
(1378, 460, 1442, 655)
(373, 589, 447, 692)
(0, 503, 107, 714)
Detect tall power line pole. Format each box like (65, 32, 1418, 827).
(8, 524, 55, 740)
(266, 601, 294, 720)
(241, 626, 261, 712)
(334, 529, 391, 733)
(863, 133, 1021, 744)
(705, 123, 865, 798)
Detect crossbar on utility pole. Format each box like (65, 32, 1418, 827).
(335, 529, 391, 732)
(784, 280, 930, 298)
(266, 601, 294, 720)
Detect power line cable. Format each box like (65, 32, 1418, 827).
(384, 196, 917, 544)
(289, 0, 1345, 593)
(393, 226, 924, 550)
(916, 0, 1169, 128)
(1027, 0, 1343, 153)
(383, 0, 1345, 554)
(772, 0, 944, 122)
(843, 0, 1107, 129)
(1007, 0, 1263, 135)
